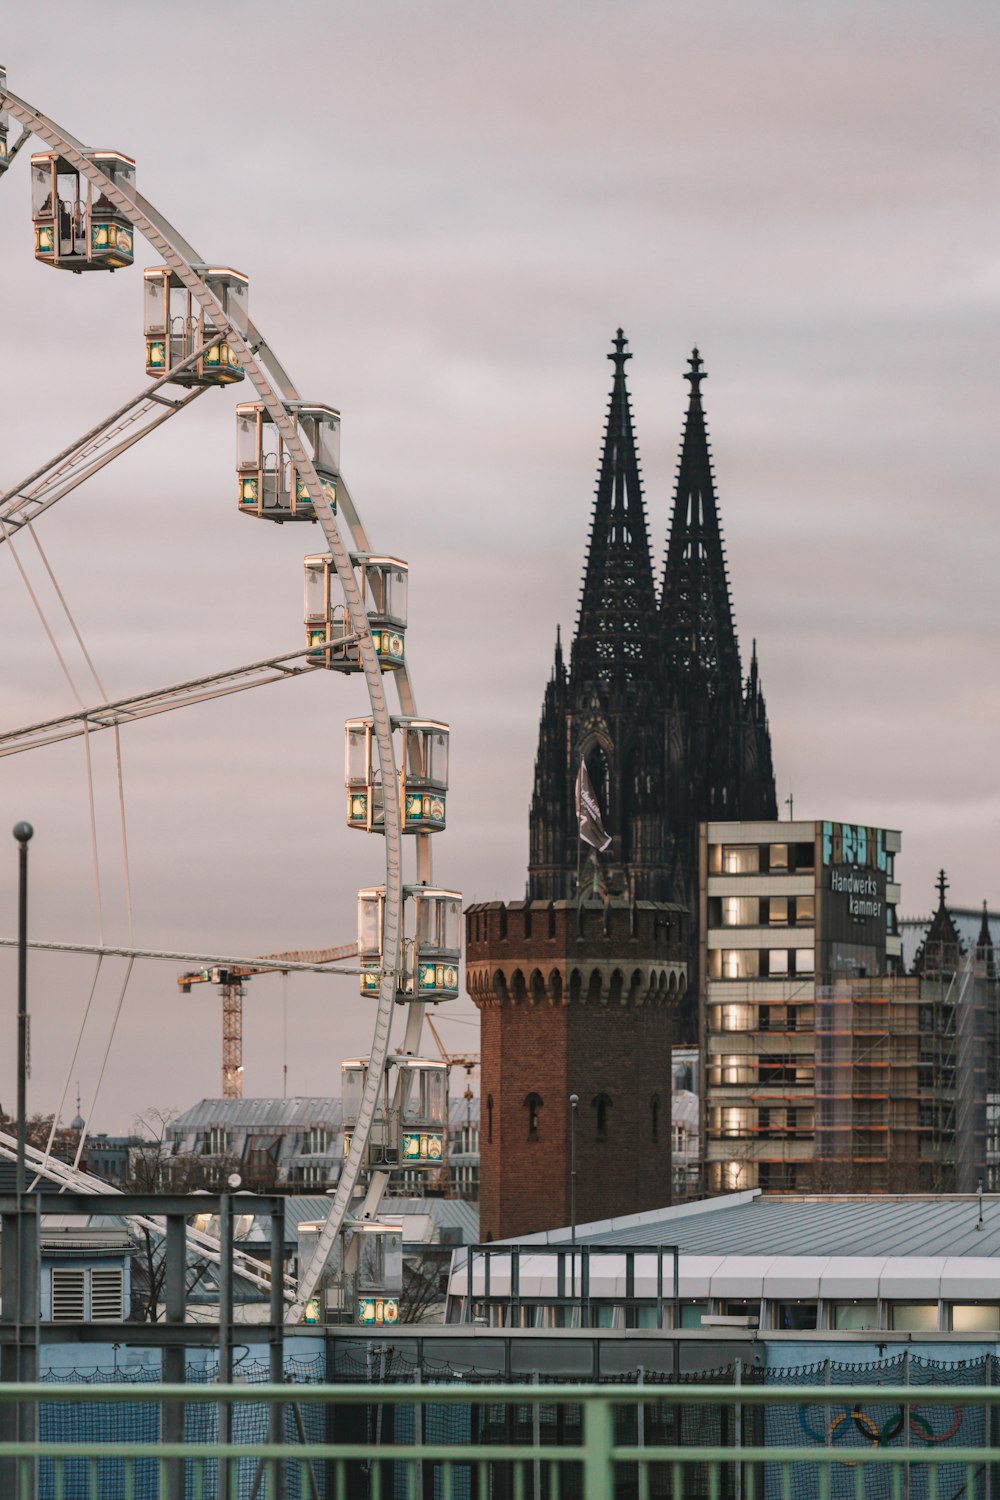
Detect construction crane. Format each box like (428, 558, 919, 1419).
(424, 1015, 480, 1196)
(179, 943, 356, 1099)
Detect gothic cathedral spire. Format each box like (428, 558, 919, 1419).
(660, 349, 742, 705)
(571, 329, 658, 696)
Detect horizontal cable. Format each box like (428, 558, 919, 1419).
(0, 938, 360, 976)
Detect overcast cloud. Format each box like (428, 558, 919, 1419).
(0, 2, 996, 1131)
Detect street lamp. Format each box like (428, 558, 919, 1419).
(569, 1094, 579, 1311)
(12, 822, 33, 1204)
(569, 1094, 579, 1243)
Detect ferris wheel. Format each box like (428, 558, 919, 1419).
(0, 70, 461, 1323)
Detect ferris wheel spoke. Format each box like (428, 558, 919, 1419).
(0, 126, 32, 172)
(0, 642, 338, 758)
(0, 351, 219, 536)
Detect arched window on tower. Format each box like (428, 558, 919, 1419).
(525, 1093, 543, 1141)
(650, 1093, 661, 1143)
(592, 1092, 612, 1142)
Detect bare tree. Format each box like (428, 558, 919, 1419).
(399, 1248, 450, 1325)
(124, 1109, 239, 1322)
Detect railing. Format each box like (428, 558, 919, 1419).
(0, 1380, 997, 1498)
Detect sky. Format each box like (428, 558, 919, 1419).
(0, 3, 996, 1133)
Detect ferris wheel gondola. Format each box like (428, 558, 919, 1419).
(0, 72, 459, 1323)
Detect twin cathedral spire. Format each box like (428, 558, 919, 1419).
(528, 331, 777, 921)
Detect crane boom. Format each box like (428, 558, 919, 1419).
(178, 942, 357, 1097)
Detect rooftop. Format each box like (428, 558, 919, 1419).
(512, 1190, 1000, 1258)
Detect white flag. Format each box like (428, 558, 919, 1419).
(576, 762, 612, 852)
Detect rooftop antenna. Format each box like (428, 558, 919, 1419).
(977, 1179, 984, 1231)
(784, 793, 794, 821)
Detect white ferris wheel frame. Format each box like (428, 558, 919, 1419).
(0, 83, 435, 1322)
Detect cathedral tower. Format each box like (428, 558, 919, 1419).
(659, 349, 777, 893)
(467, 333, 777, 1237)
(529, 331, 669, 904)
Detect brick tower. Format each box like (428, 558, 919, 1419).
(466, 899, 687, 1241)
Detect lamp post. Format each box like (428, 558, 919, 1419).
(13, 823, 33, 1204)
(569, 1095, 579, 1241)
(569, 1094, 579, 1308)
(11, 822, 33, 1453)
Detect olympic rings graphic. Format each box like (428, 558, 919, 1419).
(797, 1403, 964, 1451)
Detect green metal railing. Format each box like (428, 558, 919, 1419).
(0, 1380, 997, 1499)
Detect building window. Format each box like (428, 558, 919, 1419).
(795, 949, 815, 974)
(768, 897, 788, 926)
(717, 1107, 752, 1139)
(593, 1093, 612, 1141)
(304, 1127, 331, 1154)
(795, 895, 815, 925)
(767, 949, 789, 976)
(486, 1095, 494, 1144)
(833, 1302, 879, 1331)
(891, 1304, 938, 1332)
(721, 949, 760, 979)
(722, 896, 759, 926)
(722, 845, 759, 874)
(776, 1302, 818, 1330)
(298, 1163, 326, 1187)
(794, 842, 815, 872)
(525, 1093, 542, 1141)
(206, 1127, 232, 1156)
(952, 1305, 1000, 1331)
(769, 843, 789, 871)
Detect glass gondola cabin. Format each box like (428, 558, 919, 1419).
(341, 1057, 448, 1168)
(354, 1223, 403, 1326)
(345, 717, 449, 833)
(237, 402, 340, 522)
(32, 150, 135, 271)
(296, 1219, 402, 1326)
(358, 886, 461, 1001)
(304, 554, 407, 670)
(145, 266, 247, 386)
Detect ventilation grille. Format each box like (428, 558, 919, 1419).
(90, 1267, 124, 1321)
(51, 1268, 85, 1321)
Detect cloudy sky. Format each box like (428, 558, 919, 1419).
(0, 3, 996, 1132)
